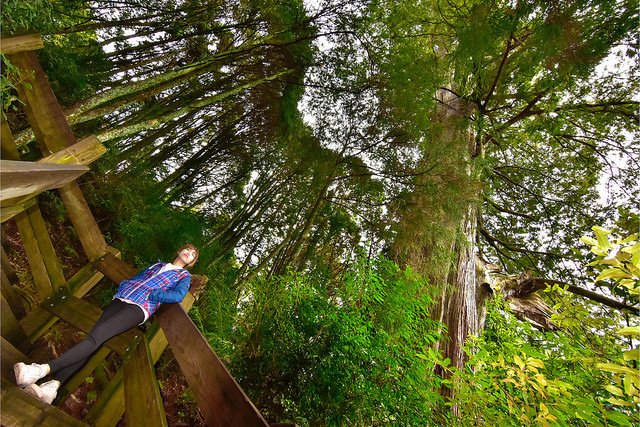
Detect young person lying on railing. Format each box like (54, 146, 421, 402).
(14, 244, 199, 404)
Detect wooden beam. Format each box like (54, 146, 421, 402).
(0, 160, 88, 202)
(58, 182, 108, 261)
(1, 378, 88, 427)
(25, 203, 66, 291)
(93, 252, 137, 285)
(14, 210, 54, 298)
(123, 336, 168, 427)
(1, 198, 36, 224)
(7, 51, 76, 154)
(0, 34, 44, 55)
(20, 249, 115, 344)
(1, 294, 28, 352)
(1, 115, 21, 160)
(38, 135, 106, 166)
(1, 246, 26, 319)
(42, 292, 138, 356)
(156, 303, 268, 426)
(1, 336, 30, 382)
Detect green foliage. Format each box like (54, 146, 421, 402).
(213, 255, 445, 425)
(449, 226, 640, 426)
(1, 54, 27, 113)
(1, 0, 54, 34)
(84, 166, 207, 271)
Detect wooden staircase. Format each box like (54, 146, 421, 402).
(0, 34, 271, 426)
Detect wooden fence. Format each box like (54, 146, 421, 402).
(0, 34, 272, 427)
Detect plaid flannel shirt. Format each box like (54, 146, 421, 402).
(113, 262, 191, 321)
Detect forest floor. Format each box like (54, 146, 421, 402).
(2, 192, 204, 426)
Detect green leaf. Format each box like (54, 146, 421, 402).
(623, 349, 639, 361)
(595, 268, 627, 282)
(597, 363, 637, 375)
(605, 384, 625, 397)
(616, 326, 640, 336)
(592, 226, 613, 250)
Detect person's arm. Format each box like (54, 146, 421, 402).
(148, 275, 191, 303)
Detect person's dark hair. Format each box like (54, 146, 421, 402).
(177, 244, 199, 268)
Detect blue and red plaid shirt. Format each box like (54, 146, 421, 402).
(113, 262, 191, 321)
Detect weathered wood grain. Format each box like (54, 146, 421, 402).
(0, 34, 44, 55)
(58, 181, 108, 260)
(14, 210, 54, 298)
(0, 160, 89, 201)
(8, 51, 76, 154)
(157, 303, 269, 426)
(93, 251, 137, 285)
(39, 135, 106, 166)
(25, 203, 66, 291)
(1, 378, 88, 427)
(123, 337, 168, 427)
(42, 292, 138, 355)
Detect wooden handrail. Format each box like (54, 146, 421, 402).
(156, 303, 269, 426)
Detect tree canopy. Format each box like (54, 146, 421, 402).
(2, 0, 638, 424)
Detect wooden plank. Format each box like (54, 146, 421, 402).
(58, 181, 108, 261)
(1, 245, 19, 284)
(1, 197, 36, 223)
(1, 336, 30, 382)
(0, 34, 44, 55)
(14, 210, 53, 298)
(42, 292, 138, 356)
(20, 249, 115, 344)
(123, 336, 168, 427)
(84, 370, 124, 427)
(25, 203, 66, 291)
(1, 114, 21, 160)
(39, 135, 106, 166)
(2, 268, 26, 320)
(0, 159, 89, 202)
(57, 346, 111, 404)
(1, 294, 29, 352)
(8, 51, 76, 154)
(1, 378, 88, 427)
(156, 303, 268, 426)
(94, 252, 137, 285)
(84, 294, 195, 427)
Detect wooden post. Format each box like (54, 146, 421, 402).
(7, 51, 76, 155)
(123, 337, 168, 427)
(1, 337, 30, 382)
(1, 115, 21, 160)
(1, 294, 28, 351)
(58, 182, 108, 261)
(20, 251, 114, 344)
(25, 204, 66, 291)
(14, 210, 54, 298)
(156, 304, 269, 426)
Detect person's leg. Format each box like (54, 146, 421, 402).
(48, 299, 144, 383)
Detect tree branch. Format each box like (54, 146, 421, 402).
(521, 278, 638, 315)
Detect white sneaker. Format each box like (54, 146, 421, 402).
(24, 380, 60, 404)
(13, 362, 50, 388)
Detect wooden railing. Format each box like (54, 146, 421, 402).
(1, 34, 271, 426)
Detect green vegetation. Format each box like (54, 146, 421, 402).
(2, 0, 638, 424)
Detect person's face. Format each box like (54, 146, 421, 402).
(177, 248, 197, 266)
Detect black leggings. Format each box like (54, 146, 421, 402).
(48, 299, 145, 383)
